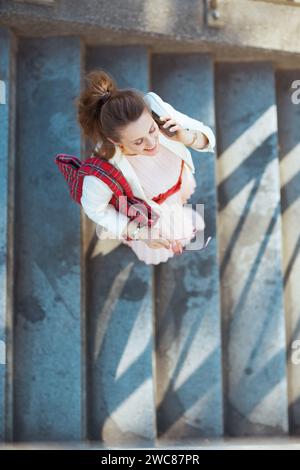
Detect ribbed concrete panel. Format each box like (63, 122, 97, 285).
(14, 37, 83, 441)
(85, 46, 156, 446)
(152, 54, 223, 441)
(215, 62, 288, 435)
(276, 69, 300, 435)
(0, 27, 15, 442)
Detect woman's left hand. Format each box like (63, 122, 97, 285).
(171, 239, 183, 255)
(159, 116, 192, 145)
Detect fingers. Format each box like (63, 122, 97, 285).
(145, 232, 184, 253)
(147, 239, 184, 254)
(151, 242, 169, 249)
(160, 116, 175, 128)
(152, 238, 171, 250)
(155, 235, 182, 253)
(159, 116, 169, 121)
(148, 228, 171, 249)
(159, 116, 183, 135)
(171, 240, 183, 255)
(160, 116, 176, 127)
(160, 238, 172, 249)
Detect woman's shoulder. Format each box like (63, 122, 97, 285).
(82, 174, 113, 197)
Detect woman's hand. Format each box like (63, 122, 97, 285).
(159, 116, 195, 146)
(139, 225, 183, 253)
(145, 238, 183, 254)
(144, 230, 184, 254)
(144, 239, 171, 250)
(135, 224, 171, 250)
(126, 220, 184, 254)
(170, 239, 183, 255)
(124, 221, 170, 249)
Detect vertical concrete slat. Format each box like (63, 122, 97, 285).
(276, 69, 300, 435)
(84, 46, 156, 446)
(152, 54, 223, 442)
(0, 27, 16, 442)
(14, 37, 84, 441)
(215, 62, 288, 436)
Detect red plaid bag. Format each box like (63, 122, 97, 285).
(54, 153, 160, 241)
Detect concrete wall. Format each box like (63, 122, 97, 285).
(0, 0, 300, 66)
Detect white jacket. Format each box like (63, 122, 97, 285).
(80, 91, 216, 239)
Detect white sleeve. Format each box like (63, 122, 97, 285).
(80, 175, 130, 240)
(152, 92, 216, 153)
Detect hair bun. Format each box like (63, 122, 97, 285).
(100, 91, 111, 105)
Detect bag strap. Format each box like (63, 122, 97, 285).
(54, 153, 160, 229)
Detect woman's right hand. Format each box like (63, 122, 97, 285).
(125, 221, 182, 252)
(138, 225, 184, 253)
(139, 225, 171, 250)
(144, 238, 171, 249)
(143, 226, 184, 253)
(145, 236, 183, 253)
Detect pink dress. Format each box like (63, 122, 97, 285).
(121, 143, 205, 265)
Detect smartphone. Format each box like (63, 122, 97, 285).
(151, 110, 177, 138)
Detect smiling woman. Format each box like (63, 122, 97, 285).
(74, 68, 215, 264)
(75, 69, 157, 161)
(118, 110, 160, 156)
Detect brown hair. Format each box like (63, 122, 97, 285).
(75, 69, 151, 160)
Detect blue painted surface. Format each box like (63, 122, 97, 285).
(0, 27, 10, 441)
(0, 25, 296, 444)
(276, 69, 300, 435)
(14, 36, 83, 441)
(152, 53, 224, 438)
(215, 62, 288, 435)
(85, 46, 156, 445)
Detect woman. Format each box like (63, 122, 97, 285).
(75, 69, 215, 265)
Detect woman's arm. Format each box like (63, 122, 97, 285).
(179, 129, 210, 150)
(81, 176, 170, 244)
(147, 91, 216, 153)
(81, 175, 130, 239)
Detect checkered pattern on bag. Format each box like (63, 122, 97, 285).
(54, 153, 160, 236)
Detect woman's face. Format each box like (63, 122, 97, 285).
(113, 109, 161, 156)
